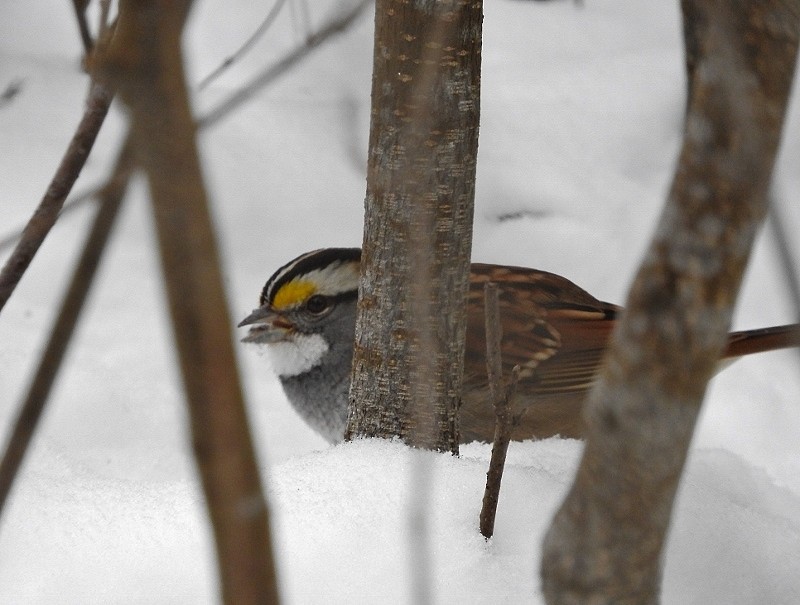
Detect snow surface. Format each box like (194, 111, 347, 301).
(1, 0, 800, 603)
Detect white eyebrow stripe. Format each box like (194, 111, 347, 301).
(295, 262, 359, 296)
(269, 258, 359, 302)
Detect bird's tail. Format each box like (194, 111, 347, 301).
(723, 323, 800, 359)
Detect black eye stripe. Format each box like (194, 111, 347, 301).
(314, 290, 358, 308)
(303, 290, 358, 313)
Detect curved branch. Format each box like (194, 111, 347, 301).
(0, 136, 133, 521)
(197, 0, 289, 91)
(200, 0, 372, 127)
(541, 1, 800, 602)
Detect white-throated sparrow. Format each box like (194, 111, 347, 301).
(239, 247, 800, 443)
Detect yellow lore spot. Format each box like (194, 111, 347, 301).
(272, 280, 316, 310)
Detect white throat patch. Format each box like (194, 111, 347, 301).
(265, 333, 330, 377)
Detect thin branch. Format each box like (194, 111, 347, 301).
(197, 0, 289, 91)
(98, 0, 113, 37)
(0, 2, 368, 257)
(1, 0, 360, 589)
(0, 79, 24, 108)
(291, 0, 314, 42)
(200, 0, 372, 127)
(0, 136, 134, 522)
(0, 190, 97, 254)
(0, 80, 113, 314)
(484, 283, 504, 407)
(72, 0, 94, 54)
(479, 283, 520, 539)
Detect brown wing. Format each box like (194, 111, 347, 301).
(461, 263, 620, 442)
(459, 263, 800, 443)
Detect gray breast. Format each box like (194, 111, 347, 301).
(279, 355, 351, 443)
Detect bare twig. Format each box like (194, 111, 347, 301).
(98, 0, 113, 35)
(97, 1, 279, 601)
(0, 2, 368, 257)
(0, 79, 24, 108)
(71, 0, 94, 54)
(0, 136, 134, 522)
(479, 283, 520, 539)
(197, 0, 289, 91)
(290, 0, 314, 42)
(483, 283, 504, 408)
(0, 80, 113, 315)
(200, 0, 372, 127)
(0, 190, 97, 254)
(1, 0, 360, 592)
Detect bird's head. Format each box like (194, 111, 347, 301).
(238, 248, 361, 377)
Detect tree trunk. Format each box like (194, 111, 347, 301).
(346, 0, 483, 452)
(541, 1, 800, 603)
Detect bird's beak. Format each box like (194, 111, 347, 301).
(237, 307, 292, 344)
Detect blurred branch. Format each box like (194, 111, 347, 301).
(479, 283, 520, 540)
(96, 1, 279, 601)
(200, 0, 372, 127)
(1, 0, 369, 256)
(290, 0, 314, 41)
(0, 0, 368, 261)
(72, 0, 94, 54)
(0, 190, 97, 254)
(0, 79, 24, 108)
(541, 1, 800, 602)
(197, 0, 289, 91)
(0, 80, 113, 314)
(0, 136, 134, 523)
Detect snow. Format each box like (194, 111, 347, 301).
(1, 0, 799, 603)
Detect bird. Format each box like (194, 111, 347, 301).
(238, 247, 800, 444)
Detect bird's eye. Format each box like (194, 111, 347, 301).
(305, 294, 330, 314)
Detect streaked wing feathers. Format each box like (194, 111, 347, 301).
(465, 263, 619, 396)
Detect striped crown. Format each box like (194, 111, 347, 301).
(261, 248, 362, 310)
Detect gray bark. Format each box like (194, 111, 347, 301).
(346, 0, 483, 452)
